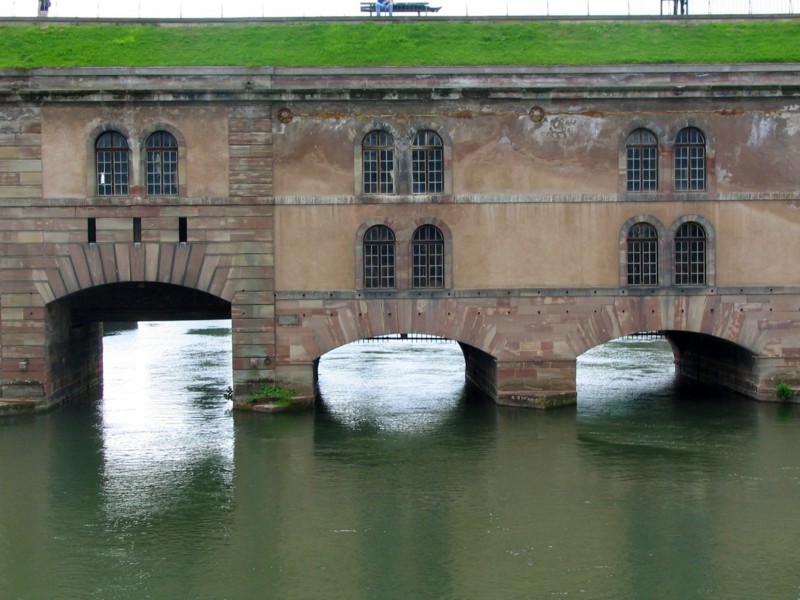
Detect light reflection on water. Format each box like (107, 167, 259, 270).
(317, 338, 466, 433)
(2, 323, 800, 599)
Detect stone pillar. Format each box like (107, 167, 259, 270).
(668, 331, 761, 398)
(462, 343, 577, 409)
(45, 302, 103, 408)
(752, 356, 800, 402)
(495, 359, 577, 409)
(227, 104, 276, 406)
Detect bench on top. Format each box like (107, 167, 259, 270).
(360, 2, 442, 16)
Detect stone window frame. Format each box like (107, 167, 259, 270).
(619, 122, 666, 199)
(355, 125, 400, 197)
(619, 214, 714, 288)
(669, 214, 716, 287)
(354, 123, 452, 198)
(625, 128, 659, 192)
(626, 222, 660, 287)
(668, 120, 715, 196)
(86, 123, 187, 198)
(363, 223, 397, 289)
(356, 217, 453, 291)
(411, 129, 445, 195)
(618, 215, 668, 287)
(673, 126, 707, 192)
(92, 127, 131, 197)
(141, 125, 187, 197)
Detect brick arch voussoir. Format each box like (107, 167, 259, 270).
(567, 294, 764, 359)
(43, 242, 227, 303)
(305, 298, 497, 362)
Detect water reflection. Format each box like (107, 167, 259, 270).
(2, 327, 800, 599)
(317, 339, 467, 433)
(100, 321, 234, 520)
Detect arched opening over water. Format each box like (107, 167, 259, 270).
(577, 331, 759, 411)
(315, 335, 471, 432)
(45, 282, 232, 408)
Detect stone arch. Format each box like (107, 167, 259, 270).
(667, 120, 715, 156)
(280, 295, 496, 366)
(32, 241, 232, 306)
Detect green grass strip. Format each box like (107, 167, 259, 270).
(0, 20, 799, 69)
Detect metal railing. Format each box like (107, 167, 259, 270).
(359, 333, 450, 343)
(6, 0, 798, 18)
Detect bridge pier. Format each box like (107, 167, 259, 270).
(461, 343, 576, 408)
(667, 331, 800, 402)
(46, 302, 103, 410)
(494, 359, 578, 409)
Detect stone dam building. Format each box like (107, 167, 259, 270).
(1, 49, 800, 412)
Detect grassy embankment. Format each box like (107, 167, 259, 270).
(0, 20, 799, 68)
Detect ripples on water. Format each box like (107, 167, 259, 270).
(2, 323, 800, 599)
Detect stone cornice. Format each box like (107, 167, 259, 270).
(1, 64, 800, 103)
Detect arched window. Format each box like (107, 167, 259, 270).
(627, 223, 658, 286)
(626, 129, 658, 192)
(95, 131, 129, 196)
(674, 127, 706, 191)
(412, 225, 444, 288)
(146, 131, 178, 195)
(363, 225, 395, 288)
(674, 222, 706, 285)
(362, 131, 394, 194)
(412, 130, 444, 194)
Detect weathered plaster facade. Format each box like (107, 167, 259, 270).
(1, 61, 799, 413)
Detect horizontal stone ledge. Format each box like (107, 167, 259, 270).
(274, 286, 800, 301)
(0, 196, 275, 208)
(274, 192, 800, 205)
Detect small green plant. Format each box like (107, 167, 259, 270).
(775, 382, 794, 402)
(249, 383, 296, 405)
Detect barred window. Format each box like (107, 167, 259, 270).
(626, 129, 658, 192)
(96, 131, 129, 196)
(627, 223, 658, 286)
(674, 127, 706, 191)
(674, 222, 706, 285)
(412, 130, 444, 194)
(412, 225, 444, 288)
(146, 131, 178, 195)
(364, 225, 395, 289)
(362, 131, 395, 195)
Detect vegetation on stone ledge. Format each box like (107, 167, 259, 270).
(776, 382, 794, 402)
(248, 383, 297, 406)
(0, 20, 799, 69)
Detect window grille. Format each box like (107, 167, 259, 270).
(362, 131, 395, 194)
(627, 223, 658, 286)
(146, 131, 178, 195)
(412, 225, 444, 288)
(96, 131, 129, 196)
(674, 222, 706, 285)
(674, 127, 706, 191)
(626, 129, 658, 192)
(364, 225, 395, 288)
(412, 131, 444, 194)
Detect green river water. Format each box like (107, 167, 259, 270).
(1, 320, 799, 599)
